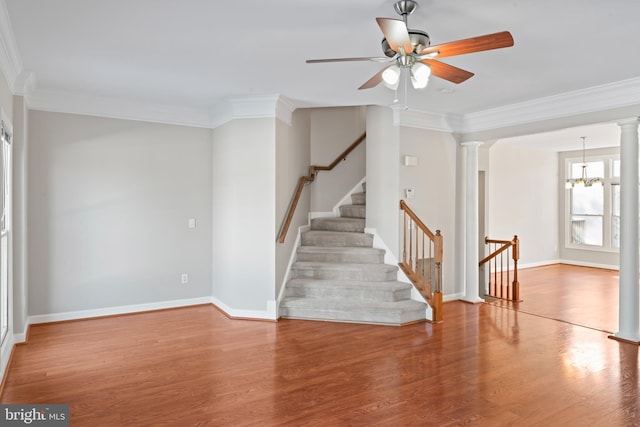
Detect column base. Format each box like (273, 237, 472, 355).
(608, 333, 640, 345)
(461, 296, 485, 304)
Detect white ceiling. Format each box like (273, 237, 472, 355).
(3, 0, 640, 148)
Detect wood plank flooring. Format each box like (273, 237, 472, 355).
(1, 265, 638, 426)
(487, 263, 619, 333)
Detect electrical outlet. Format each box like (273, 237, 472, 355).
(181, 273, 189, 284)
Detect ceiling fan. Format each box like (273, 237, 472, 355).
(306, 0, 514, 91)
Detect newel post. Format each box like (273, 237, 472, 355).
(512, 235, 519, 302)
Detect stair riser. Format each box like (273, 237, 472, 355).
(350, 192, 366, 205)
(286, 287, 411, 302)
(292, 268, 397, 282)
(279, 307, 425, 325)
(339, 205, 366, 219)
(296, 252, 383, 264)
(301, 233, 373, 248)
(310, 218, 365, 233)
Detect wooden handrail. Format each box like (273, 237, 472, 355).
(398, 200, 444, 322)
(480, 235, 520, 301)
(278, 132, 366, 243)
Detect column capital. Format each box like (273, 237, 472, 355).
(460, 141, 484, 148)
(617, 117, 640, 127)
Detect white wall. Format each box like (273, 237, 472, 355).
(212, 118, 276, 317)
(399, 126, 457, 296)
(366, 106, 400, 258)
(487, 143, 559, 267)
(28, 111, 213, 316)
(310, 106, 366, 212)
(276, 109, 310, 298)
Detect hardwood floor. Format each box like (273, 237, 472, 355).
(487, 264, 619, 333)
(1, 265, 638, 426)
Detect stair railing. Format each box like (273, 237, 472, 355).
(479, 235, 520, 301)
(398, 200, 444, 322)
(278, 132, 366, 243)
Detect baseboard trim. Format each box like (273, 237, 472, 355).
(27, 297, 213, 326)
(558, 259, 619, 270)
(211, 297, 277, 321)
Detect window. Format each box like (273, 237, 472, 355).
(0, 120, 10, 344)
(565, 154, 618, 251)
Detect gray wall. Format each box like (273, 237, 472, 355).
(276, 109, 311, 298)
(399, 126, 457, 296)
(28, 110, 213, 315)
(310, 106, 366, 212)
(487, 143, 559, 267)
(211, 118, 276, 315)
(366, 106, 400, 258)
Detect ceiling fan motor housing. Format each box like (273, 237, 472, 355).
(381, 29, 430, 58)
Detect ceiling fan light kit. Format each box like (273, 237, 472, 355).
(306, 0, 514, 96)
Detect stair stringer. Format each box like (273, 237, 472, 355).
(364, 227, 433, 322)
(276, 224, 310, 318)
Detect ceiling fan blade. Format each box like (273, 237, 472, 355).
(376, 18, 413, 54)
(306, 56, 392, 63)
(420, 31, 514, 59)
(358, 66, 390, 90)
(422, 59, 474, 84)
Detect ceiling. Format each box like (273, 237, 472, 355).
(3, 0, 640, 147)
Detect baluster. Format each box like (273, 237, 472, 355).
(402, 212, 407, 265)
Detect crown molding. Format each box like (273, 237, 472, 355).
(397, 108, 462, 132)
(463, 77, 640, 134)
(0, 0, 22, 90)
(210, 95, 296, 128)
(28, 89, 214, 128)
(26, 89, 297, 129)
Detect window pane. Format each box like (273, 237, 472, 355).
(570, 161, 604, 179)
(613, 160, 620, 177)
(571, 185, 603, 215)
(571, 215, 603, 246)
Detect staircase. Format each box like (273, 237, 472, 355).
(279, 183, 428, 325)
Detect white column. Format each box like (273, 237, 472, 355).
(613, 118, 640, 343)
(461, 141, 484, 303)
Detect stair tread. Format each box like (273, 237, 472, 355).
(293, 261, 397, 272)
(287, 278, 411, 290)
(303, 230, 370, 237)
(297, 246, 384, 255)
(280, 297, 426, 311)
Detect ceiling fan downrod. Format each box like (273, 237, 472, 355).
(393, 0, 418, 24)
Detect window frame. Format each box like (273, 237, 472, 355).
(564, 153, 619, 253)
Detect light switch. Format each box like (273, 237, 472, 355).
(405, 188, 415, 199)
(188, 218, 196, 229)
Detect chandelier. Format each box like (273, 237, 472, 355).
(565, 136, 602, 188)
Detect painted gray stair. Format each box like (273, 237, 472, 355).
(301, 230, 373, 247)
(351, 192, 366, 205)
(286, 278, 411, 301)
(292, 262, 398, 281)
(339, 204, 366, 219)
(310, 217, 365, 233)
(279, 298, 427, 325)
(296, 246, 384, 264)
